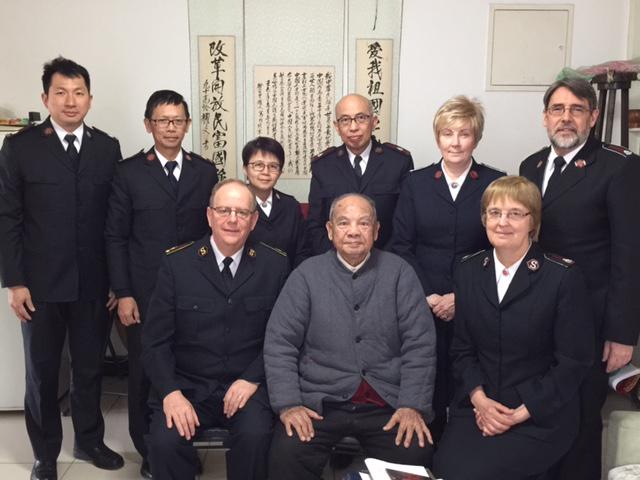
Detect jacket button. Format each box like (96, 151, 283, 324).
(227, 298, 232, 304)
(352, 273, 358, 280)
(354, 305, 360, 311)
(192, 305, 199, 311)
(355, 336, 362, 343)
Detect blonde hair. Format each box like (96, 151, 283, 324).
(481, 176, 541, 240)
(433, 95, 485, 144)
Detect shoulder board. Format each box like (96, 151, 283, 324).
(479, 163, 507, 174)
(119, 149, 144, 163)
(312, 146, 338, 162)
(165, 241, 194, 256)
(89, 126, 119, 143)
(259, 242, 288, 256)
(544, 253, 575, 268)
(5, 124, 36, 139)
(461, 250, 486, 263)
(602, 143, 633, 158)
(383, 142, 411, 156)
(184, 151, 211, 164)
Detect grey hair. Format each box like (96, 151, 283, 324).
(328, 193, 377, 222)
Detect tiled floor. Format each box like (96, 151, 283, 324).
(2, 375, 636, 479)
(0, 376, 356, 479)
(0, 377, 223, 480)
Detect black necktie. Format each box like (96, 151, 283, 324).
(64, 134, 79, 170)
(222, 257, 234, 291)
(354, 155, 363, 179)
(545, 156, 566, 196)
(165, 161, 179, 194)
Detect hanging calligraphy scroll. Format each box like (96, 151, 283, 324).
(355, 39, 393, 143)
(254, 66, 335, 179)
(198, 36, 237, 179)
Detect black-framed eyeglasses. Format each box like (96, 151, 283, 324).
(209, 206, 255, 220)
(485, 208, 531, 221)
(546, 105, 591, 118)
(248, 162, 281, 173)
(151, 118, 188, 128)
(336, 113, 371, 127)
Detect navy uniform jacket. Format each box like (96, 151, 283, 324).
(451, 245, 594, 450)
(142, 237, 289, 402)
(389, 160, 504, 296)
(105, 147, 218, 305)
(307, 136, 413, 254)
(0, 118, 121, 301)
(520, 137, 640, 346)
(247, 188, 310, 268)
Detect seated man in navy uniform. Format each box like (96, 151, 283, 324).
(142, 179, 289, 480)
(307, 94, 414, 254)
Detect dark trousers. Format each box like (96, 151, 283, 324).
(268, 404, 434, 480)
(21, 300, 110, 461)
(431, 318, 454, 443)
(147, 385, 273, 480)
(554, 361, 608, 480)
(126, 322, 151, 458)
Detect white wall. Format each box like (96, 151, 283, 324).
(0, 0, 192, 158)
(0, 0, 633, 180)
(398, 0, 631, 174)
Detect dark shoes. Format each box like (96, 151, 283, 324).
(73, 443, 124, 470)
(140, 459, 152, 479)
(31, 460, 57, 480)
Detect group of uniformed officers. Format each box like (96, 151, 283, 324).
(0, 56, 638, 480)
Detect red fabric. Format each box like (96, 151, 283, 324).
(351, 380, 388, 407)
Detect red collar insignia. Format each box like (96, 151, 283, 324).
(470, 170, 479, 180)
(146, 153, 156, 162)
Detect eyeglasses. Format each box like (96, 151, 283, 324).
(485, 208, 531, 221)
(248, 162, 281, 173)
(150, 118, 188, 128)
(336, 113, 371, 127)
(546, 105, 591, 118)
(209, 206, 255, 220)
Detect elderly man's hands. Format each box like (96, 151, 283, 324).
(383, 407, 433, 448)
(223, 379, 258, 418)
(163, 390, 200, 440)
(279, 406, 323, 442)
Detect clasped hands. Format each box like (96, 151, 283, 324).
(470, 387, 530, 437)
(163, 380, 257, 440)
(427, 293, 455, 322)
(279, 405, 432, 448)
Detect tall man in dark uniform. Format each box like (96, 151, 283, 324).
(105, 90, 218, 478)
(0, 57, 124, 480)
(520, 77, 640, 480)
(142, 179, 289, 480)
(307, 94, 413, 254)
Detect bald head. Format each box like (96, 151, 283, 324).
(335, 94, 374, 117)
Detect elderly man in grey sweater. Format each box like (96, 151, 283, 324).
(265, 193, 436, 479)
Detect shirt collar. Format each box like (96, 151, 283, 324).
(336, 251, 371, 273)
(547, 140, 586, 171)
(50, 117, 84, 149)
(493, 245, 530, 283)
(210, 237, 244, 273)
(256, 191, 273, 208)
(155, 148, 183, 170)
(346, 140, 373, 167)
(440, 160, 472, 186)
